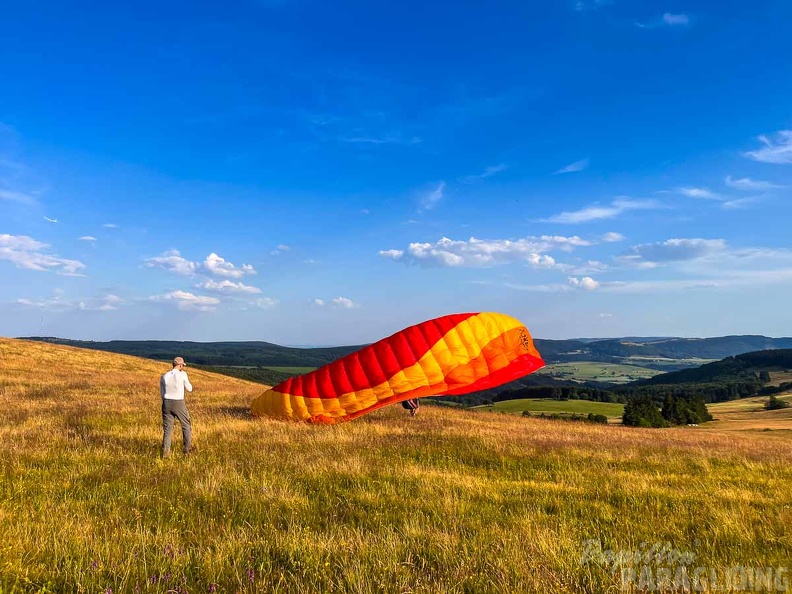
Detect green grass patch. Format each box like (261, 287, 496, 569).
(535, 362, 660, 384)
(479, 398, 625, 418)
(263, 366, 317, 374)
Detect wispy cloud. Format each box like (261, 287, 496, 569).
(195, 279, 261, 294)
(617, 238, 727, 268)
(541, 198, 659, 224)
(18, 292, 124, 311)
(725, 175, 783, 191)
(0, 234, 85, 276)
(380, 235, 592, 268)
(43, 216, 58, 223)
(722, 196, 763, 210)
(313, 298, 325, 306)
(0, 188, 37, 204)
(332, 297, 359, 308)
(744, 131, 792, 164)
(102, 223, 118, 229)
(677, 187, 721, 200)
(341, 134, 421, 146)
(636, 13, 691, 28)
(662, 13, 689, 25)
(420, 182, 446, 211)
(575, 0, 611, 11)
(459, 164, 508, 184)
(145, 250, 256, 278)
(271, 244, 290, 255)
(253, 297, 278, 308)
(602, 232, 625, 243)
(149, 290, 220, 312)
(553, 158, 589, 175)
(78, 236, 97, 242)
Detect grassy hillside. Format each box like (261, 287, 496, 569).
(535, 362, 660, 384)
(1, 338, 790, 593)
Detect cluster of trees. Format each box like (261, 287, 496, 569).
(443, 385, 624, 407)
(522, 411, 609, 424)
(766, 395, 791, 411)
(622, 393, 712, 427)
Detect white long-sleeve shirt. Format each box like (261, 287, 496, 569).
(160, 369, 193, 400)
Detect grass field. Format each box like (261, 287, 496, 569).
(535, 362, 661, 384)
(1, 338, 790, 593)
(476, 398, 625, 419)
(263, 366, 317, 375)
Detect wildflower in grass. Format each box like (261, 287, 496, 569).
(104, 588, 113, 594)
(247, 566, 255, 582)
(149, 575, 158, 584)
(208, 584, 217, 593)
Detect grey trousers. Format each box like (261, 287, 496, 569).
(161, 399, 192, 455)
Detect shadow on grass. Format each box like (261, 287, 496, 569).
(215, 406, 253, 420)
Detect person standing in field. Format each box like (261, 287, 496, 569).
(160, 356, 194, 457)
(401, 398, 420, 416)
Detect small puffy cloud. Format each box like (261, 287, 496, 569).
(145, 250, 197, 276)
(678, 187, 721, 200)
(202, 253, 256, 278)
(78, 236, 97, 242)
(314, 298, 325, 306)
(725, 175, 783, 191)
(662, 13, 689, 25)
(553, 158, 589, 174)
(618, 238, 727, 268)
(332, 297, 358, 309)
(420, 182, 446, 211)
(459, 164, 508, 184)
(0, 233, 85, 276)
(271, 244, 290, 255)
(149, 290, 220, 312)
(568, 276, 600, 290)
(195, 279, 262, 294)
(253, 297, 278, 308)
(542, 198, 658, 224)
(145, 250, 256, 278)
(744, 130, 792, 164)
(380, 235, 585, 268)
(602, 232, 625, 242)
(598, 313, 613, 318)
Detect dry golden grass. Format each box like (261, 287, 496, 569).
(1, 338, 790, 593)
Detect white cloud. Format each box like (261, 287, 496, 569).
(459, 164, 508, 184)
(725, 176, 782, 191)
(18, 293, 125, 312)
(542, 198, 659, 224)
(678, 187, 721, 200)
(145, 250, 256, 278)
(618, 238, 727, 268)
(380, 235, 587, 268)
(602, 232, 625, 243)
(145, 250, 197, 276)
(253, 297, 278, 308)
(195, 279, 262, 294)
(102, 223, 118, 229)
(0, 234, 85, 276)
(332, 297, 358, 308)
(0, 189, 37, 204)
(568, 276, 600, 290)
(149, 290, 220, 312)
(744, 130, 792, 164)
(78, 236, 97, 242)
(341, 134, 422, 146)
(43, 216, 58, 223)
(598, 313, 613, 318)
(553, 158, 589, 174)
(271, 244, 290, 255)
(723, 197, 762, 210)
(202, 253, 256, 278)
(420, 182, 446, 211)
(314, 298, 325, 306)
(662, 13, 689, 25)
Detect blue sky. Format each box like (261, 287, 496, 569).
(1, 0, 791, 345)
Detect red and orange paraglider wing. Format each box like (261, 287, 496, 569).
(250, 312, 544, 424)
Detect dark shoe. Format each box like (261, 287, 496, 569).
(183, 446, 196, 455)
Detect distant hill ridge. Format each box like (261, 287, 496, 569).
(21, 334, 792, 370)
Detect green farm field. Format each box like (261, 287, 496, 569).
(535, 361, 661, 384)
(477, 398, 625, 418)
(1, 338, 790, 593)
(263, 366, 317, 375)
